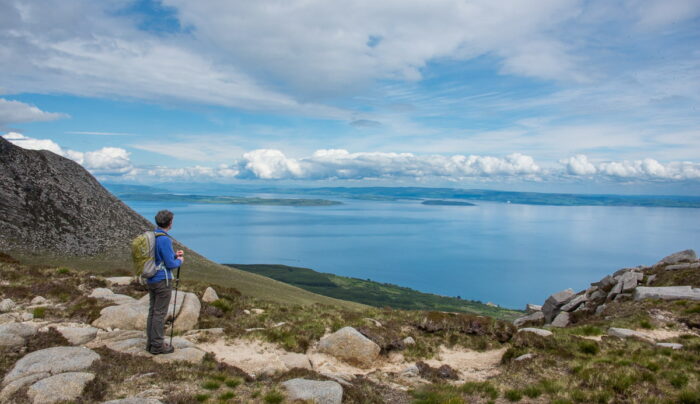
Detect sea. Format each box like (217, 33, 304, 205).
(123, 195, 700, 309)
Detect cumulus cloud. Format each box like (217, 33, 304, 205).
(561, 155, 700, 181)
(0, 99, 66, 128)
(2, 132, 133, 175)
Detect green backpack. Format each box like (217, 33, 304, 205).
(131, 231, 167, 284)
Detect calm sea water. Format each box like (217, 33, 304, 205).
(125, 197, 700, 309)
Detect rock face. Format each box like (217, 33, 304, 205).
(542, 289, 575, 323)
(607, 327, 652, 342)
(655, 249, 697, 267)
(26, 371, 95, 404)
(1, 346, 100, 402)
(282, 378, 343, 404)
(55, 325, 99, 345)
(201, 287, 219, 303)
(550, 312, 570, 328)
(317, 327, 380, 368)
(0, 136, 151, 256)
(634, 286, 700, 301)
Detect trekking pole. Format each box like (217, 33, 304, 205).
(169, 265, 181, 347)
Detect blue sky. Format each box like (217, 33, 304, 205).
(1, 0, 699, 194)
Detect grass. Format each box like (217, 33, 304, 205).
(230, 263, 522, 320)
(262, 389, 285, 404)
(32, 306, 46, 318)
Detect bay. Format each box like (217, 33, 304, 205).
(124, 197, 699, 309)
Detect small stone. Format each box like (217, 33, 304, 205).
(401, 364, 420, 377)
(21, 312, 34, 321)
(243, 309, 251, 315)
(518, 328, 553, 337)
(607, 327, 652, 342)
(514, 353, 535, 361)
(102, 398, 164, 404)
(280, 353, 312, 370)
(251, 308, 264, 314)
(318, 326, 380, 368)
(27, 372, 95, 404)
(550, 312, 570, 328)
(0, 298, 16, 313)
(104, 276, 133, 287)
(282, 378, 343, 404)
(402, 336, 416, 345)
(31, 296, 48, 305)
(655, 342, 683, 350)
(201, 287, 219, 303)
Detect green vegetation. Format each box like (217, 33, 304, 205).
(421, 200, 476, 206)
(290, 186, 700, 208)
(228, 263, 522, 320)
(32, 306, 46, 319)
(117, 192, 342, 206)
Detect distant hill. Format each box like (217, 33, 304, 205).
(0, 137, 364, 309)
(228, 263, 522, 320)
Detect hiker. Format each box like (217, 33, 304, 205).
(146, 209, 184, 354)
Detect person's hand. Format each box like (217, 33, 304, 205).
(176, 250, 184, 258)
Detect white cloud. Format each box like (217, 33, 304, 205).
(0, 99, 66, 128)
(2, 132, 133, 175)
(561, 155, 700, 181)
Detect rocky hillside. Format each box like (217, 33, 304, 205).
(0, 136, 151, 256)
(1, 250, 699, 403)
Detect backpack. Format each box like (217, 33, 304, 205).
(131, 231, 167, 285)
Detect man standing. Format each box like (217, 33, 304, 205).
(146, 210, 184, 354)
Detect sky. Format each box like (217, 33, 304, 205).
(1, 0, 699, 194)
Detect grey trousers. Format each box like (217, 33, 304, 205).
(146, 280, 172, 352)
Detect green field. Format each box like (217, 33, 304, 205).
(227, 263, 522, 320)
(116, 193, 341, 206)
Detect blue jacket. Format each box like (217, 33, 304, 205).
(148, 228, 182, 284)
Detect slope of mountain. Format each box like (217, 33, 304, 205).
(0, 137, 364, 309)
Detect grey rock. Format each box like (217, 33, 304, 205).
(594, 275, 616, 291)
(561, 294, 587, 312)
(607, 327, 652, 342)
(619, 271, 640, 292)
(614, 293, 632, 302)
(550, 312, 570, 328)
(513, 311, 545, 327)
(56, 326, 99, 345)
(31, 296, 48, 305)
(318, 327, 380, 368)
(201, 287, 219, 303)
(152, 347, 206, 364)
(607, 281, 623, 300)
(634, 286, 700, 301)
(595, 304, 607, 315)
(542, 288, 575, 323)
(0, 298, 16, 313)
(655, 249, 697, 267)
(666, 262, 700, 271)
(518, 328, 553, 337)
(401, 365, 420, 377)
(102, 399, 164, 404)
(27, 372, 94, 404)
(282, 378, 343, 404)
(92, 302, 148, 331)
(0, 332, 26, 347)
(646, 274, 657, 285)
(589, 290, 606, 301)
(514, 353, 535, 362)
(0, 372, 49, 403)
(3, 346, 100, 386)
(655, 342, 683, 350)
(104, 276, 133, 287)
(89, 288, 136, 305)
(525, 304, 542, 313)
(402, 336, 416, 345)
(280, 353, 312, 370)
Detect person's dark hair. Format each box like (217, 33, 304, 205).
(155, 210, 174, 228)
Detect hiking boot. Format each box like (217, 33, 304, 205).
(150, 344, 175, 355)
